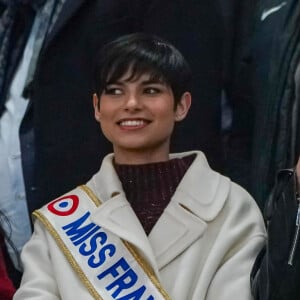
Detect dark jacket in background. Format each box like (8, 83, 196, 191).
(222, 0, 259, 191)
(249, 1, 300, 298)
(251, 169, 300, 300)
(248, 0, 300, 209)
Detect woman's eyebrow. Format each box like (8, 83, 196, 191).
(141, 79, 165, 85)
(105, 78, 165, 86)
(105, 80, 124, 86)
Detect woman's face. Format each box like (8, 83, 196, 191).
(93, 72, 191, 164)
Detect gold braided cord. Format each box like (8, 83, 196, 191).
(79, 185, 102, 207)
(33, 210, 103, 300)
(123, 241, 172, 300)
(80, 185, 172, 300)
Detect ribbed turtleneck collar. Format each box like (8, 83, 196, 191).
(114, 154, 196, 234)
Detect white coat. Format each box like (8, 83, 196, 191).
(14, 151, 266, 300)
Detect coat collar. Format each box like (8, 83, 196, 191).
(88, 151, 230, 270)
(168, 151, 230, 222)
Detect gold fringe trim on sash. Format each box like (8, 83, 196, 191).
(33, 210, 103, 300)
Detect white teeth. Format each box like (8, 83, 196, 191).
(120, 120, 145, 126)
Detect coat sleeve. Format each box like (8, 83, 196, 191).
(251, 169, 300, 300)
(205, 183, 266, 300)
(13, 220, 60, 300)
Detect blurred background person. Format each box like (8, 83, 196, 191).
(250, 0, 300, 210)
(247, 1, 300, 299)
(228, 0, 300, 210)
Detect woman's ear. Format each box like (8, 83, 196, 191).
(93, 93, 101, 122)
(174, 92, 192, 122)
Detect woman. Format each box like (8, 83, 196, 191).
(14, 33, 266, 300)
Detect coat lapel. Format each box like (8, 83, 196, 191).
(90, 192, 160, 277)
(148, 200, 207, 269)
(149, 151, 230, 269)
(43, 0, 85, 49)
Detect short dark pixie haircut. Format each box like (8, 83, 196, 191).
(93, 32, 192, 106)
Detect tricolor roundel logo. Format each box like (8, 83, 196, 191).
(47, 195, 79, 216)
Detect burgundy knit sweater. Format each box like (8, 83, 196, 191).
(0, 237, 15, 300)
(114, 154, 196, 235)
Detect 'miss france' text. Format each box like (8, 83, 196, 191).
(62, 212, 155, 300)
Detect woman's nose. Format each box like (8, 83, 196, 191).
(124, 93, 141, 110)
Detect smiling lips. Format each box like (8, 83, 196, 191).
(118, 119, 150, 130)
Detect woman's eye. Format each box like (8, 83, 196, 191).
(144, 87, 160, 94)
(104, 87, 123, 95)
